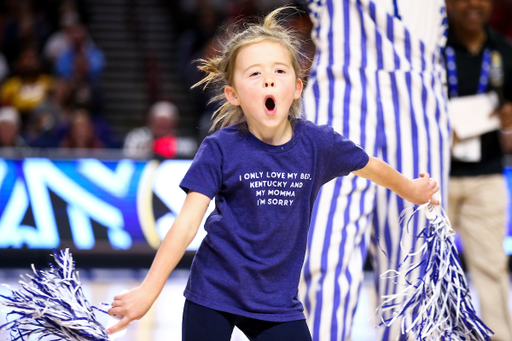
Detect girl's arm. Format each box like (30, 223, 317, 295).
(106, 190, 211, 334)
(352, 156, 439, 205)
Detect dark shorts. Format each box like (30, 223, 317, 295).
(182, 300, 312, 341)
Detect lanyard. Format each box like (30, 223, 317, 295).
(445, 45, 492, 98)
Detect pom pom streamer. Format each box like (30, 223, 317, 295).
(0, 249, 109, 340)
(378, 199, 493, 341)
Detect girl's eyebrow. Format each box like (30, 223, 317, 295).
(243, 64, 261, 72)
(273, 62, 291, 68)
(243, 62, 290, 73)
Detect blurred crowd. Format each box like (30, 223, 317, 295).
(1, 0, 512, 158)
(0, 0, 112, 151)
(0, 0, 313, 159)
(0, 0, 181, 159)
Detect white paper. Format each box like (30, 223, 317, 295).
(448, 92, 500, 140)
(107, 314, 128, 340)
(452, 137, 481, 162)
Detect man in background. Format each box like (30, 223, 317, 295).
(445, 0, 512, 339)
(123, 101, 179, 159)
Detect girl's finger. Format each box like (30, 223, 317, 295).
(111, 300, 122, 308)
(108, 307, 125, 316)
(106, 315, 129, 335)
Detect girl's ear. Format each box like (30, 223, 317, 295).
(294, 79, 304, 100)
(225, 86, 241, 106)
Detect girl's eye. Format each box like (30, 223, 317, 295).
(250, 72, 260, 77)
(276, 69, 286, 74)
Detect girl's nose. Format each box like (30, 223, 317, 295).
(264, 79, 275, 88)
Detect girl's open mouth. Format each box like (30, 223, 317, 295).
(264, 96, 276, 114)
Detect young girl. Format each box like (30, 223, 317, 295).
(107, 7, 438, 341)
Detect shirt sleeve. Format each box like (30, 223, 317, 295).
(179, 136, 223, 199)
(323, 126, 370, 180)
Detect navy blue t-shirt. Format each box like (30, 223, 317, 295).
(179, 119, 369, 322)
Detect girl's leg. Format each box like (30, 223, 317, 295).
(238, 318, 312, 341)
(182, 300, 236, 341)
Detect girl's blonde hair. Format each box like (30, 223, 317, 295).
(193, 6, 306, 132)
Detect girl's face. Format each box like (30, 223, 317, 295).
(225, 41, 303, 144)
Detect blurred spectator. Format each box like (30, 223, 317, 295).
(50, 21, 106, 120)
(25, 78, 73, 147)
(68, 51, 104, 114)
(0, 53, 10, 83)
(289, 11, 315, 79)
(124, 101, 179, 158)
(177, 3, 224, 90)
(54, 23, 105, 85)
(223, 0, 260, 20)
(59, 108, 104, 149)
(0, 47, 53, 121)
(488, 0, 512, 42)
(176, 3, 226, 139)
(196, 35, 223, 141)
(0, 106, 27, 147)
(43, 12, 81, 64)
(1, 0, 51, 68)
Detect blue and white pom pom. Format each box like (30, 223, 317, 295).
(379, 193, 493, 341)
(0, 249, 109, 340)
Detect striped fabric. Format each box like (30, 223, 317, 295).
(299, 1, 450, 340)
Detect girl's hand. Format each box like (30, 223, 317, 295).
(104, 191, 210, 335)
(353, 157, 440, 206)
(406, 173, 439, 205)
(107, 286, 155, 334)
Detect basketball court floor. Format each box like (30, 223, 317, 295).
(0, 268, 508, 340)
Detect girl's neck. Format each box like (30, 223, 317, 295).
(248, 120, 293, 146)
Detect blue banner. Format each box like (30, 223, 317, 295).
(0, 158, 210, 253)
(1, 157, 511, 256)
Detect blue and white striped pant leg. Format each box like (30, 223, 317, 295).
(299, 64, 381, 341)
(300, 175, 377, 341)
(369, 69, 450, 341)
(299, 70, 450, 341)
